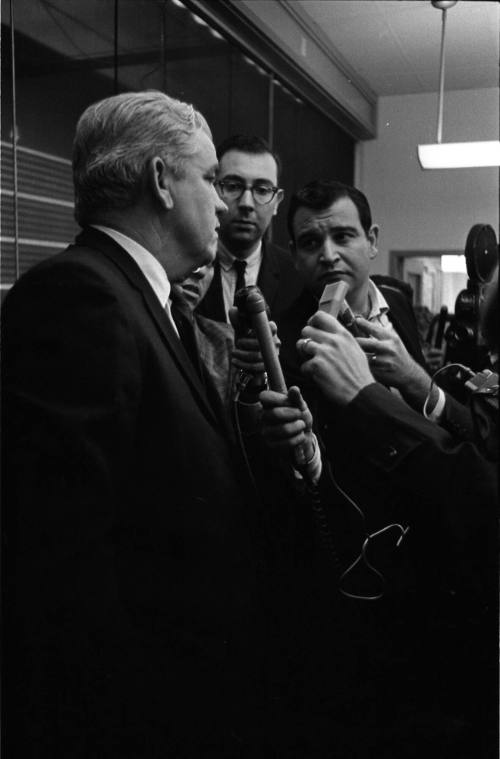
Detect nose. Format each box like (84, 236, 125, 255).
(237, 186, 255, 209)
(320, 238, 340, 264)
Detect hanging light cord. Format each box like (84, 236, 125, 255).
(9, 0, 20, 281)
(436, 6, 448, 144)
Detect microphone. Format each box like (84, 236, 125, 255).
(235, 286, 316, 472)
(234, 286, 287, 393)
(318, 281, 361, 336)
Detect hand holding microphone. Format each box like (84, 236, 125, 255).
(234, 286, 317, 472)
(233, 287, 286, 392)
(229, 298, 280, 390)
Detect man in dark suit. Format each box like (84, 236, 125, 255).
(196, 134, 303, 323)
(1, 91, 275, 757)
(259, 180, 498, 757)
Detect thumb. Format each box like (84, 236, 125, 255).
(228, 306, 239, 330)
(288, 385, 307, 411)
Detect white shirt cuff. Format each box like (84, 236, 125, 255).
(423, 386, 446, 423)
(294, 433, 323, 485)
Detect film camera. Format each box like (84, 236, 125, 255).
(443, 223, 498, 371)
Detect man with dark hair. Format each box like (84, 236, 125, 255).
(197, 134, 303, 322)
(259, 180, 498, 757)
(281, 179, 426, 378)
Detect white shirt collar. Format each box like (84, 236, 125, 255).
(218, 238, 262, 272)
(365, 279, 390, 320)
(92, 224, 171, 309)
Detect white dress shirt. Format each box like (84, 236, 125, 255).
(217, 240, 263, 322)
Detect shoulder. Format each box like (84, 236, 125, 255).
(1, 243, 137, 340)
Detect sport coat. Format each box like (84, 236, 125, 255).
(274, 278, 497, 757)
(277, 278, 434, 537)
(196, 239, 303, 322)
(2, 227, 269, 756)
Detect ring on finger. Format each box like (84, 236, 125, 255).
(302, 337, 312, 352)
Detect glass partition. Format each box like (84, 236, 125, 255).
(1, 0, 355, 296)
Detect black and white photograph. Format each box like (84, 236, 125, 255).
(1, 1, 498, 756)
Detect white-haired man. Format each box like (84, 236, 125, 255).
(2, 91, 275, 757)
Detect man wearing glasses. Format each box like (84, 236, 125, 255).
(197, 134, 303, 322)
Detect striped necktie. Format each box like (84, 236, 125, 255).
(233, 259, 247, 304)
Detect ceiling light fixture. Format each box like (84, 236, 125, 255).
(417, 0, 500, 170)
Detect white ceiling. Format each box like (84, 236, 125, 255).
(294, 0, 500, 97)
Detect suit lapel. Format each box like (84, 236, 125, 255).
(381, 286, 426, 367)
(75, 228, 219, 428)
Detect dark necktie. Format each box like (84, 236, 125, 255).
(233, 259, 247, 304)
(170, 293, 204, 381)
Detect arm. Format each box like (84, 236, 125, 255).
(2, 260, 142, 737)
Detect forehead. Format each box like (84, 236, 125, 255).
(218, 149, 278, 183)
(293, 197, 362, 238)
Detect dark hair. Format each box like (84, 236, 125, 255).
(216, 134, 282, 180)
(287, 179, 372, 242)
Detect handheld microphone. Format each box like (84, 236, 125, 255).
(318, 281, 361, 336)
(234, 286, 286, 392)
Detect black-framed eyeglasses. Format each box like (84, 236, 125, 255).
(215, 179, 281, 205)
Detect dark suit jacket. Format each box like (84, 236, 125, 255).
(196, 239, 304, 323)
(276, 284, 497, 755)
(1, 228, 269, 757)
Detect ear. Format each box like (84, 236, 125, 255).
(273, 188, 284, 217)
(148, 157, 174, 210)
(367, 224, 379, 260)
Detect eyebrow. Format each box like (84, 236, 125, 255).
(218, 173, 275, 184)
(296, 224, 358, 238)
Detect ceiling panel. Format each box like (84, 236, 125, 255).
(294, 0, 499, 96)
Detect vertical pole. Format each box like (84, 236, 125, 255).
(268, 72, 274, 149)
(436, 8, 447, 144)
(114, 0, 119, 94)
(267, 73, 274, 242)
(161, 1, 167, 92)
(10, 0, 20, 281)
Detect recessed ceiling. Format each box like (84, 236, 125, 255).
(4, 0, 499, 100)
(294, 0, 500, 96)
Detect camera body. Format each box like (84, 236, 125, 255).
(444, 224, 498, 371)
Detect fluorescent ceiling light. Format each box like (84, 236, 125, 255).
(418, 141, 500, 169)
(417, 2, 500, 170)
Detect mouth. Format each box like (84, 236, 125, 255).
(320, 272, 347, 284)
(232, 220, 256, 229)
